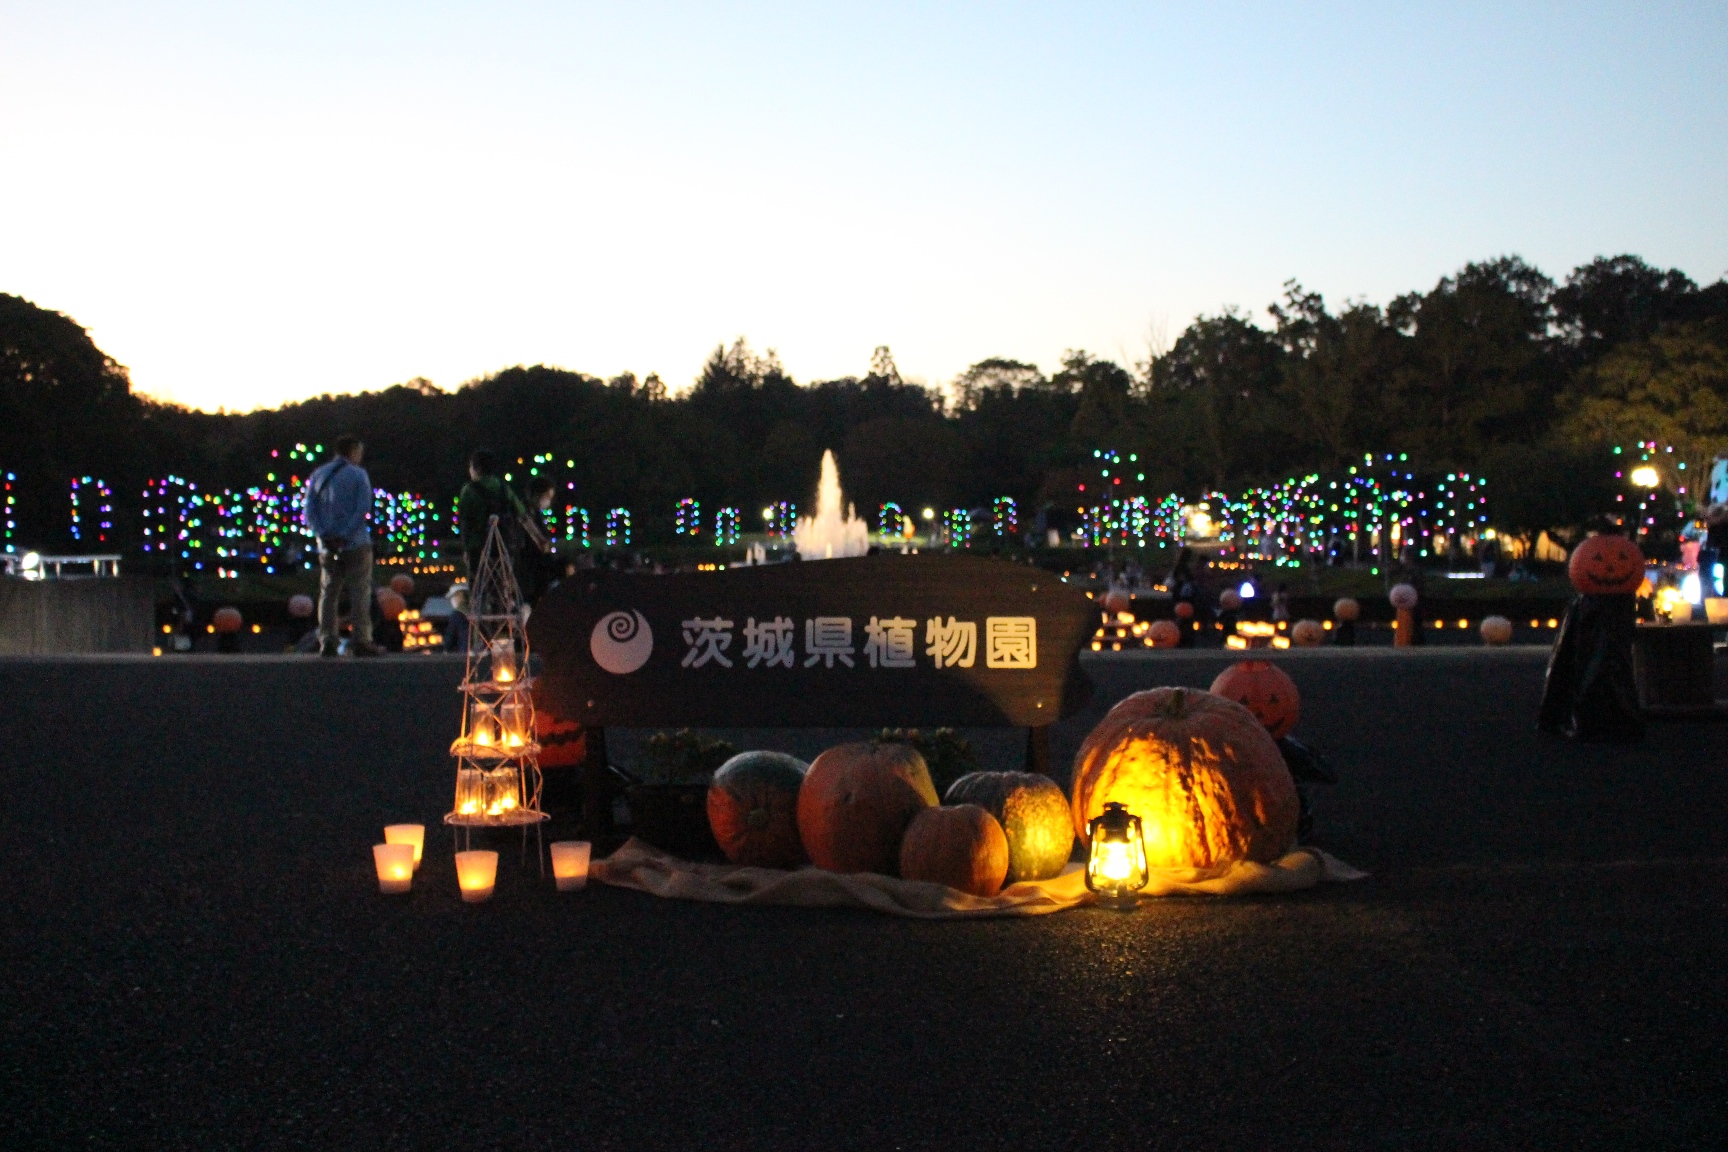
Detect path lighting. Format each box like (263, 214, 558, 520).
(1085, 802, 1150, 909)
(383, 824, 425, 870)
(455, 850, 498, 903)
(1630, 466, 1660, 489)
(922, 507, 935, 520)
(372, 843, 415, 894)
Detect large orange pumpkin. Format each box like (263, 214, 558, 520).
(1070, 687, 1298, 870)
(797, 741, 939, 874)
(899, 804, 1009, 897)
(1209, 660, 1300, 739)
(707, 751, 809, 868)
(1568, 534, 1645, 595)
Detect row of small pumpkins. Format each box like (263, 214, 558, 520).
(704, 660, 1304, 899)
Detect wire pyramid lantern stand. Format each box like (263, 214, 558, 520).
(445, 515, 548, 869)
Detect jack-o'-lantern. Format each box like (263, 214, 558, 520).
(1479, 615, 1513, 645)
(1389, 583, 1419, 610)
(1147, 619, 1181, 648)
(1070, 688, 1297, 870)
(1102, 588, 1131, 616)
(288, 594, 314, 619)
(1174, 600, 1195, 620)
(1219, 588, 1243, 612)
(389, 573, 415, 597)
(1568, 534, 1645, 595)
(375, 587, 407, 621)
(1334, 597, 1360, 621)
(1290, 619, 1325, 647)
(1208, 660, 1300, 739)
(213, 607, 243, 634)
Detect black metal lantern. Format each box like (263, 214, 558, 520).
(1085, 802, 1149, 908)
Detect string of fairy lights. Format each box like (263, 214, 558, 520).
(6, 442, 1700, 567)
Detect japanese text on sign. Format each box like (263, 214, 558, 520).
(677, 615, 1035, 671)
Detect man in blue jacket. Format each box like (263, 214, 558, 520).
(302, 434, 384, 657)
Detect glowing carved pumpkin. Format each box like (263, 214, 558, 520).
(899, 804, 1009, 897)
(1290, 619, 1325, 647)
(1147, 619, 1181, 648)
(1568, 534, 1645, 595)
(1070, 687, 1298, 870)
(1209, 660, 1300, 739)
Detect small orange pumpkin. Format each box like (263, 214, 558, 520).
(1209, 660, 1300, 739)
(1147, 619, 1181, 648)
(1568, 534, 1645, 595)
(899, 804, 1009, 897)
(1290, 619, 1325, 647)
(1070, 687, 1297, 870)
(389, 573, 415, 597)
(375, 587, 407, 621)
(1334, 597, 1361, 621)
(1174, 600, 1195, 620)
(1103, 588, 1131, 616)
(212, 606, 243, 634)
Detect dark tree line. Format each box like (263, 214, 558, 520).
(3, 253, 1725, 552)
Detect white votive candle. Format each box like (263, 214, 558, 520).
(383, 824, 425, 870)
(549, 841, 592, 891)
(455, 850, 498, 903)
(373, 843, 415, 894)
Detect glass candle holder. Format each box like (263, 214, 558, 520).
(372, 843, 415, 894)
(549, 841, 592, 891)
(455, 850, 498, 902)
(383, 824, 424, 870)
(454, 768, 485, 817)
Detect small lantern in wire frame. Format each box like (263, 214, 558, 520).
(1085, 802, 1150, 909)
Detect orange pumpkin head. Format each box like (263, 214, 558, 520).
(1568, 534, 1645, 595)
(1070, 687, 1297, 870)
(1173, 600, 1195, 620)
(375, 588, 407, 621)
(212, 606, 244, 634)
(1147, 619, 1181, 648)
(1333, 597, 1361, 622)
(1209, 660, 1300, 739)
(1290, 619, 1325, 647)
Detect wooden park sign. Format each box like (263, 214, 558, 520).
(530, 554, 1097, 732)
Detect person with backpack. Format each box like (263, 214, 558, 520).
(302, 434, 384, 657)
(457, 451, 547, 606)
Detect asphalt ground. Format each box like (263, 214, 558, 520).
(1, 648, 1724, 1150)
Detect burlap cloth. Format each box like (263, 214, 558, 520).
(592, 838, 1368, 919)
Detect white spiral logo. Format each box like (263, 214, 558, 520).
(590, 610, 653, 674)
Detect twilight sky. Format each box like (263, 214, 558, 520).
(2, 2, 1724, 412)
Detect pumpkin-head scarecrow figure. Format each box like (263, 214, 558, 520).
(1537, 533, 1646, 743)
(1209, 661, 1336, 842)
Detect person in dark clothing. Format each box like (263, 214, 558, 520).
(519, 476, 565, 604)
(457, 450, 538, 583)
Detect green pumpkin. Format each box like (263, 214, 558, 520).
(944, 771, 1075, 883)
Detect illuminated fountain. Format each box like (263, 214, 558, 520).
(794, 450, 870, 560)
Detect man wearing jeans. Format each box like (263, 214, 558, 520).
(302, 434, 383, 657)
